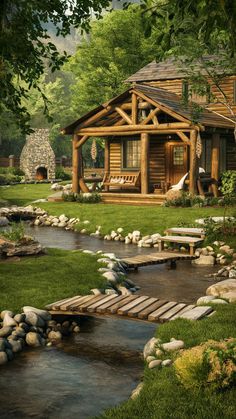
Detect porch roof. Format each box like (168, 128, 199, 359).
(62, 84, 235, 135)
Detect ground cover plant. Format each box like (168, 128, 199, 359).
(97, 304, 236, 419)
(0, 249, 106, 313)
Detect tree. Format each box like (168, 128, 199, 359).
(0, 0, 110, 133)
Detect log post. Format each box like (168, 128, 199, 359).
(140, 132, 149, 194)
(72, 134, 80, 193)
(211, 133, 220, 180)
(132, 93, 138, 124)
(104, 139, 110, 192)
(189, 130, 198, 195)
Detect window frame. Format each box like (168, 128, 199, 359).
(122, 139, 141, 170)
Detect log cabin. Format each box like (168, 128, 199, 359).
(62, 56, 236, 204)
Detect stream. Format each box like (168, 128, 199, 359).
(0, 223, 217, 418)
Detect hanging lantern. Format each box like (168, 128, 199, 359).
(91, 138, 97, 162)
(196, 131, 202, 158)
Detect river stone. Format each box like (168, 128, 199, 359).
(143, 337, 161, 359)
(206, 279, 236, 297)
(26, 332, 42, 347)
(25, 312, 45, 327)
(220, 291, 236, 303)
(162, 359, 173, 367)
(14, 313, 25, 323)
(5, 348, 14, 361)
(229, 269, 236, 278)
(146, 356, 156, 364)
(12, 327, 26, 338)
(73, 326, 80, 333)
(0, 216, 9, 226)
(48, 330, 62, 341)
(0, 338, 6, 351)
(23, 306, 51, 321)
(162, 340, 185, 352)
(9, 339, 22, 353)
(130, 382, 144, 400)
(102, 271, 118, 282)
(196, 295, 216, 305)
(0, 351, 8, 365)
(149, 359, 162, 369)
(192, 255, 215, 266)
(210, 298, 228, 304)
(3, 313, 17, 327)
(1, 310, 14, 320)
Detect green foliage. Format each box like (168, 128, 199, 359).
(62, 191, 101, 203)
(0, 0, 110, 133)
(55, 166, 71, 180)
(0, 168, 23, 185)
(220, 171, 236, 200)
(174, 338, 236, 390)
(1, 222, 25, 242)
(203, 217, 236, 245)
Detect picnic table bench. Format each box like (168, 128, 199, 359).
(164, 227, 205, 239)
(158, 235, 204, 256)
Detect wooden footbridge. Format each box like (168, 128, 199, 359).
(46, 294, 213, 324)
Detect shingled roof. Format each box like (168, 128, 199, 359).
(62, 84, 235, 134)
(126, 55, 226, 83)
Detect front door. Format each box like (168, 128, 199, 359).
(167, 143, 188, 185)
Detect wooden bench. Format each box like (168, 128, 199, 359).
(158, 235, 204, 256)
(164, 227, 205, 239)
(103, 172, 141, 190)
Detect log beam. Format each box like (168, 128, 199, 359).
(141, 132, 149, 194)
(142, 108, 160, 125)
(77, 122, 192, 135)
(131, 93, 138, 124)
(75, 135, 89, 149)
(72, 134, 80, 193)
(176, 131, 190, 143)
(76, 129, 193, 137)
(189, 130, 198, 195)
(211, 133, 220, 180)
(104, 139, 110, 192)
(115, 107, 133, 125)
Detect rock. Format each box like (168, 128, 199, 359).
(105, 289, 117, 295)
(117, 227, 123, 234)
(9, 339, 22, 353)
(5, 348, 14, 361)
(73, 326, 80, 333)
(210, 298, 228, 304)
(130, 382, 144, 400)
(162, 359, 172, 367)
(143, 337, 160, 359)
(26, 332, 42, 347)
(0, 338, 6, 351)
(48, 330, 62, 342)
(206, 246, 214, 252)
(117, 286, 131, 296)
(3, 313, 17, 327)
(25, 312, 45, 327)
(155, 348, 163, 357)
(219, 245, 233, 255)
(162, 340, 185, 352)
(229, 269, 236, 278)
(23, 307, 51, 321)
(1, 310, 14, 320)
(206, 279, 236, 297)
(102, 271, 118, 282)
(12, 327, 26, 338)
(220, 291, 236, 303)
(192, 255, 215, 266)
(80, 229, 87, 234)
(91, 288, 102, 296)
(0, 216, 9, 226)
(146, 356, 156, 363)
(149, 359, 162, 369)
(14, 313, 25, 323)
(196, 295, 216, 305)
(0, 351, 8, 365)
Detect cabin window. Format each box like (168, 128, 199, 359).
(173, 146, 185, 166)
(123, 139, 141, 169)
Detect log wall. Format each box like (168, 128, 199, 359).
(226, 135, 236, 171)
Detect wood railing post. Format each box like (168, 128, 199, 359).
(141, 132, 149, 194)
(211, 133, 220, 180)
(72, 134, 80, 193)
(189, 130, 198, 195)
(104, 139, 110, 192)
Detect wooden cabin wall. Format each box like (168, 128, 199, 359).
(109, 140, 121, 171)
(226, 135, 236, 171)
(143, 80, 183, 96)
(149, 138, 166, 185)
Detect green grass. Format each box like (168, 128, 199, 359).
(0, 183, 52, 206)
(97, 304, 236, 419)
(0, 248, 106, 313)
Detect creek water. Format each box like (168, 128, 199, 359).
(0, 224, 217, 418)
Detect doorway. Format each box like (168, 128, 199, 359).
(166, 142, 188, 185)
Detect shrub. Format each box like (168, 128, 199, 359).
(62, 191, 76, 202)
(174, 338, 236, 390)
(55, 166, 71, 180)
(203, 217, 236, 244)
(76, 192, 101, 203)
(1, 222, 25, 242)
(164, 192, 204, 207)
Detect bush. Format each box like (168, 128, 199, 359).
(174, 338, 236, 390)
(62, 191, 76, 202)
(164, 192, 205, 207)
(55, 166, 71, 180)
(203, 216, 236, 244)
(62, 191, 101, 203)
(0, 222, 25, 242)
(0, 167, 24, 184)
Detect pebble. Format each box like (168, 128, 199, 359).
(149, 359, 162, 369)
(162, 359, 172, 367)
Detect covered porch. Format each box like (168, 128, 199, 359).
(62, 84, 234, 203)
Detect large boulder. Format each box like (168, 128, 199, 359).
(206, 279, 236, 297)
(23, 306, 51, 321)
(192, 255, 215, 266)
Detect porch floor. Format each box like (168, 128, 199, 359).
(101, 192, 166, 205)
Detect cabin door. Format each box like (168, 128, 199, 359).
(167, 143, 188, 186)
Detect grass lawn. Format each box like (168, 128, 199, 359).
(0, 183, 52, 206)
(98, 304, 236, 419)
(0, 248, 106, 313)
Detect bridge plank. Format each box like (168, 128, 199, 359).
(76, 295, 107, 312)
(59, 296, 85, 311)
(159, 303, 187, 322)
(67, 295, 97, 310)
(45, 295, 81, 310)
(176, 306, 213, 320)
(127, 297, 158, 317)
(137, 300, 167, 320)
(118, 296, 149, 315)
(106, 295, 137, 314)
(148, 302, 177, 321)
(87, 295, 118, 312)
(170, 304, 195, 320)
(96, 295, 128, 313)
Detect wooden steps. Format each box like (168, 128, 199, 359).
(46, 294, 213, 323)
(121, 251, 196, 270)
(101, 192, 165, 206)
